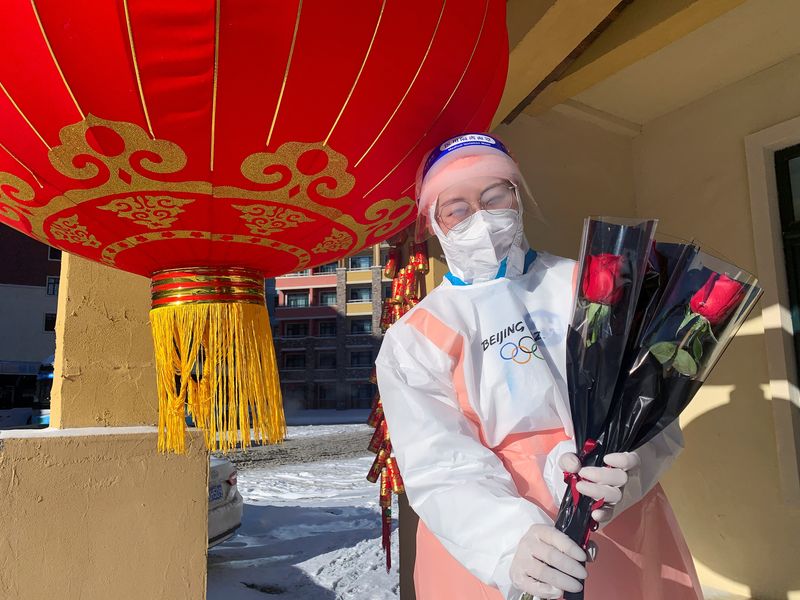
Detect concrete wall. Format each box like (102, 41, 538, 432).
(494, 109, 637, 259)
(0, 284, 56, 364)
(0, 427, 208, 600)
(631, 54, 800, 600)
(497, 53, 800, 600)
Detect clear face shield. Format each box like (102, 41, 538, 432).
(415, 174, 541, 243)
(434, 176, 520, 235)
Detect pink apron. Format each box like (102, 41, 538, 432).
(413, 428, 704, 599)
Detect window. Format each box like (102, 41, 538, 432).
(349, 286, 371, 302)
(351, 383, 375, 409)
(284, 269, 311, 277)
(319, 290, 337, 306)
(281, 383, 306, 410)
(349, 255, 372, 270)
(284, 322, 309, 337)
(48, 247, 62, 261)
(350, 350, 373, 367)
(316, 383, 337, 410)
(775, 144, 800, 370)
(319, 320, 337, 337)
(44, 313, 57, 332)
(350, 318, 372, 335)
(383, 284, 392, 299)
(284, 292, 309, 307)
(317, 352, 337, 369)
(46, 276, 60, 296)
(316, 262, 338, 274)
(283, 352, 306, 369)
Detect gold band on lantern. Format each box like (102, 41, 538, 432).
(150, 266, 265, 308)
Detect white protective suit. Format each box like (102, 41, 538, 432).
(375, 249, 686, 599)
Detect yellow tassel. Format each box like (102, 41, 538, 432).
(150, 301, 286, 453)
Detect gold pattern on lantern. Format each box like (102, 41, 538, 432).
(50, 214, 101, 248)
(99, 195, 195, 229)
(0, 116, 416, 269)
(101, 230, 312, 270)
(232, 204, 314, 237)
(0, 204, 23, 224)
(240, 141, 355, 203)
(312, 228, 353, 254)
(0, 172, 34, 227)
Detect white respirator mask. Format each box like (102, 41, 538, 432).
(431, 186, 528, 284)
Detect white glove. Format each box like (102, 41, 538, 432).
(559, 451, 641, 524)
(510, 523, 587, 599)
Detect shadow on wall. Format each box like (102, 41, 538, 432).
(662, 332, 800, 600)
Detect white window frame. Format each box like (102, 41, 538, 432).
(745, 114, 800, 505)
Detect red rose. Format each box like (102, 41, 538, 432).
(582, 254, 624, 305)
(690, 273, 745, 325)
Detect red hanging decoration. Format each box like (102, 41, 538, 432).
(367, 234, 431, 571)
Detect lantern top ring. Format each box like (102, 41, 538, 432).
(150, 266, 265, 309)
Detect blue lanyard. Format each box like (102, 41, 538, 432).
(444, 249, 537, 286)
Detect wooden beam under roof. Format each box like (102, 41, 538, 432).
(492, 0, 625, 128)
(522, 0, 748, 118)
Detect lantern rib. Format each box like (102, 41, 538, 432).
(363, 0, 488, 199)
(210, 0, 221, 172)
(266, 0, 303, 148)
(0, 81, 51, 150)
(353, 0, 446, 169)
(0, 141, 44, 188)
(123, 0, 156, 139)
(30, 0, 85, 121)
(323, 0, 386, 147)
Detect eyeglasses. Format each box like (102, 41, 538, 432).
(434, 178, 519, 232)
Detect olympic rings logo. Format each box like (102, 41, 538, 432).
(499, 336, 543, 364)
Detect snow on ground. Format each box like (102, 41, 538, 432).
(207, 425, 399, 600)
(284, 409, 372, 427)
(284, 423, 373, 441)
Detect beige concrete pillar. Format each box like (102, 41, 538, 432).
(0, 253, 210, 600)
(0, 427, 208, 599)
(50, 253, 157, 428)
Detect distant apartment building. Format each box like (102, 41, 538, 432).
(0, 227, 60, 407)
(269, 244, 390, 412)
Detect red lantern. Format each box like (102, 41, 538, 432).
(0, 0, 508, 452)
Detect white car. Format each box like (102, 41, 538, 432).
(208, 457, 244, 548)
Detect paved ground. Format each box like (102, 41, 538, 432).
(213, 424, 374, 470)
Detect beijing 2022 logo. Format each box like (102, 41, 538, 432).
(500, 334, 544, 364)
(481, 321, 544, 365)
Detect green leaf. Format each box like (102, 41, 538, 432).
(692, 336, 703, 362)
(599, 304, 611, 321)
(679, 310, 697, 332)
(586, 302, 600, 326)
(673, 348, 698, 376)
(649, 341, 677, 364)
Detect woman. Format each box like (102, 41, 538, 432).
(375, 133, 703, 600)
